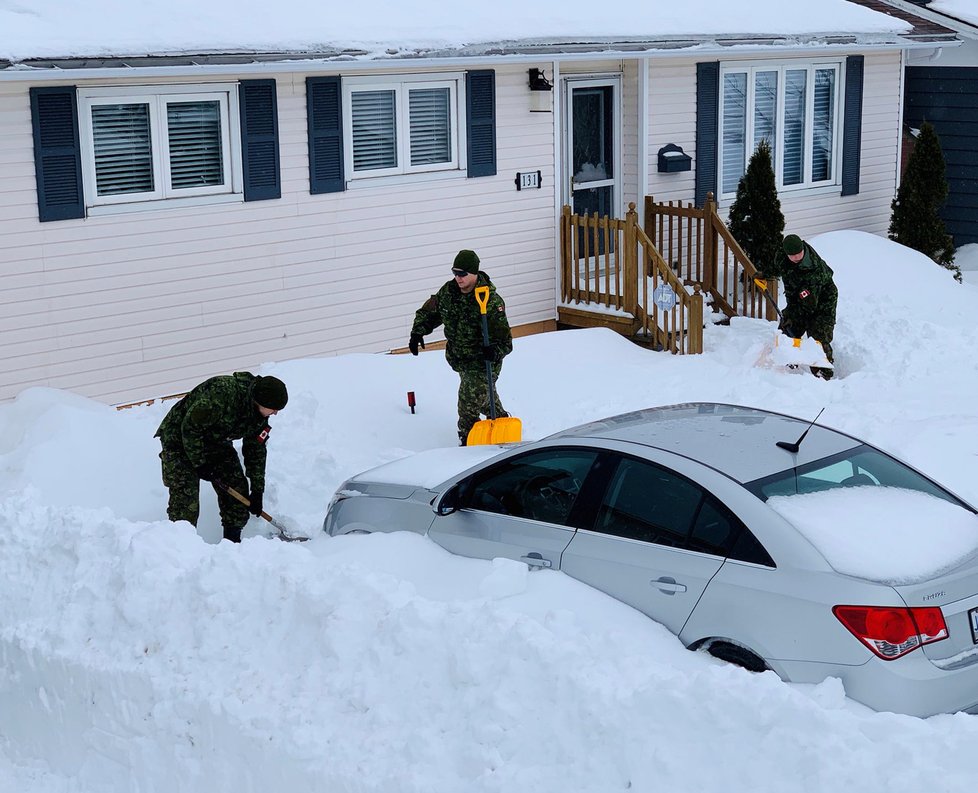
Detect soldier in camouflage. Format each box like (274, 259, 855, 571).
(759, 233, 839, 379)
(409, 250, 514, 445)
(155, 372, 288, 542)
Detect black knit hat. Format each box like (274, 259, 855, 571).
(453, 249, 480, 274)
(782, 234, 805, 256)
(253, 376, 288, 410)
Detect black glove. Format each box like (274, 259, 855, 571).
(195, 465, 215, 482)
(248, 489, 264, 517)
(409, 333, 425, 356)
(481, 344, 499, 363)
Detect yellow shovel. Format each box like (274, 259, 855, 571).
(754, 278, 833, 370)
(466, 286, 522, 445)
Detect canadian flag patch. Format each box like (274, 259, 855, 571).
(799, 289, 810, 299)
(257, 424, 271, 444)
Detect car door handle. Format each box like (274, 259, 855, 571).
(651, 577, 687, 594)
(521, 553, 553, 569)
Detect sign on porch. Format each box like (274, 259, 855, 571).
(653, 284, 677, 312)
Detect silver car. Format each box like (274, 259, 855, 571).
(324, 402, 978, 717)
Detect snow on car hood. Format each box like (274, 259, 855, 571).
(349, 444, 513, 489)
(767, 487, 978, 585)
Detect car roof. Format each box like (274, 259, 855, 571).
(545, 402, 862, 483)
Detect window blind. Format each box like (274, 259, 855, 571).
(91, 103, 154, 196)
(812, 69, 836, 182)
(721, 73, 747, 195)
(782, 70, 807, 186)
(409, 87, 451, 166)
(351, 90, 397, 171)
(167, 100, 224, 189)
(753, 71, 778, 153)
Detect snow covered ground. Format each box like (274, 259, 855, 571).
(3, 232, 978, 792)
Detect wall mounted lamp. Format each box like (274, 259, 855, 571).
(528, 68, 553, 113)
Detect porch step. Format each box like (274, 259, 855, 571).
(557, 306, 638, 334)
(558, 306, 673, 351)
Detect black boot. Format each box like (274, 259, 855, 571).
(223, 525, 242, 543)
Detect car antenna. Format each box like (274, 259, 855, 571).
(776, 407, 826, 453)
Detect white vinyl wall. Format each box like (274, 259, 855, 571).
(0, 50, 903, 405)
(0, 64, 557, 405)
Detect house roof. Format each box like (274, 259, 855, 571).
(0, 0, 953, 76)
(848, 0, 960, 39)
(905, 1, 978, 29)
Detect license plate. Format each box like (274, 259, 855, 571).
(970, 607, 978, 644)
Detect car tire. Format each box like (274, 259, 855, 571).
(703, 640, 768, 673)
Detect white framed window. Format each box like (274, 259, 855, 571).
(78, 84, 241, 208)
(343, 74, 462, 179)
(719, 61, 842, 199)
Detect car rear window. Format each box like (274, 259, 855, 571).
(745, 444, 972, 510)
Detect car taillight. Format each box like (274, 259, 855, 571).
(833, 605, 949, 660)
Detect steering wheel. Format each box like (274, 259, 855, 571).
(519, 475, 571, 522)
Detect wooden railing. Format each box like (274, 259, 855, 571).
(560, 203, 704, 353)
(644, 192, 778, 322)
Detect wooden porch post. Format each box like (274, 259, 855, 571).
(688, 290, 704, 354)
(644, 195, 656, 247)
(560, 204, 572, 302)
(702, 192, 717, 294)
(623, 202, 638, 313)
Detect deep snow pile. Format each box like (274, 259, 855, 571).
(3, 232, 978, 792)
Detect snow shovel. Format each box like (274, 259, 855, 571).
(752, 279, 833, 372)
(466, 286, 522, 445)
(218, 483, 308, 542)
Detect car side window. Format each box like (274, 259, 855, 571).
(594, 458, 703, 548)
(465, 449, 600, 528)
(591, 457, 775, 564)
(688, 498, 737, 555)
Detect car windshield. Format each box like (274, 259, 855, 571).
(745, 444, 972, 510)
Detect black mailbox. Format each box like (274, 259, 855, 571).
(657, 143, 692, 173)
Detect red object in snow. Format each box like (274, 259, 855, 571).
(407, 391, 416, 414)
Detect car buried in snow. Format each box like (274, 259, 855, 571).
(323, 402, 978, 717)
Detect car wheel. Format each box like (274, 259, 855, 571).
(702, 640, 768, 673)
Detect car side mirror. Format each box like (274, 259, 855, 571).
(432, 484, 461, 516)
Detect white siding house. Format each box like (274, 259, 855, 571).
(0, 5, 955, 404)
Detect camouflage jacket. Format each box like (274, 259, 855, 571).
(155, 372, 272, 490)
(411, 271, 513, 372)
(762, 243, 838, 322)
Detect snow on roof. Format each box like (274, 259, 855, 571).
(929, 0, 978, 29)
(2, 0, 913, 63)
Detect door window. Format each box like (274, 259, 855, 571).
(595, 458, 704, 547)
(567, 80, 619, 257)
(465, 449, 600, 527)
(595, 456, 772, 564)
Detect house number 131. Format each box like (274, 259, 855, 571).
(515, 170, 542, 190)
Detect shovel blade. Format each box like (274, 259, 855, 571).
(466, 416, 523, 446)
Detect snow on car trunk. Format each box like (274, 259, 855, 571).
(765, 487, 978, 585)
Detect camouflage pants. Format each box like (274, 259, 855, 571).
(780, 312, 835, 363)
(457, 363, 507, 443)
(159, 442, 250, 542)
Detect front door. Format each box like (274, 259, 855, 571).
(564, 77, 621, 235)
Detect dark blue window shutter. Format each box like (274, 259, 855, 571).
(239, 79, 281, 201)
(466, 70, 496, 178)
(695, 62, 720, 207)
(306, 76, 344, 194)
(30, 86, 84, 222)
(841, 55, 864, 197)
